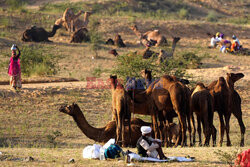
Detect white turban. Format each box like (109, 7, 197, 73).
(141, 126, 152, 135)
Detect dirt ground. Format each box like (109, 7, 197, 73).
(0, 0, 249, 166)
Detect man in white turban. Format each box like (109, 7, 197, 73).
(136, 126, 167, 159)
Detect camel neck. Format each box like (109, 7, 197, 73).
(72, 107, 105, 142)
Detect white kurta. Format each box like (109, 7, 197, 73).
(139, 137, 162, 158)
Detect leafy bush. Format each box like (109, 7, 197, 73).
(20, 45, 60, 76)
(111, 52, 187, 82)
(206, 11, 219, 22)
(214, 149, 240, 166)
(177, 52, 203, 69)
(179, 8, 189, 19)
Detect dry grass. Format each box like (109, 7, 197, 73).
(0, 0, 249, 166)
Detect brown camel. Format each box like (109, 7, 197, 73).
(191, 83, 217, 146)
(130, 25, 167, 47)
(22, 25, 61, 42)
(207, 72, 244, 146)
(105, 38, 115, 45)
(114, 35, 126, 47)
(157, 37, 181, 63)
(126, 74, 193, 147)
(70, 27, 90, 43)
(59, 103, 151, 147)
(110, 75, 131, 147)
(55, 8, 84, 32)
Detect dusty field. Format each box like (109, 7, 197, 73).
(0, 0, 249, 166)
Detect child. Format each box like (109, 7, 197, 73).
(8, 44, 22, 90)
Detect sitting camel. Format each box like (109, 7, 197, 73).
(191, 83, 217, 146)
(114, 34, 126, 47)
(21, 25, 61, 42)
(59, 103, 151, 147)
(110, 75, 131, 147)
(55, 8, 84, 32)
(130, 25, 167, 47)
(207, 73, 245, 146)
(157, 37, 181, 63)
(70, 27, 90, 43)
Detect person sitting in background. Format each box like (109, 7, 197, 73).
(210, 35, 220, 48)
(231, 35, 241, 52)
(136, 126, 167, 160)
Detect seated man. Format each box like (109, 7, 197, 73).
(136, 126, 167, 160)
(231, 35, 241, 52)
(210, 35, 220, 48)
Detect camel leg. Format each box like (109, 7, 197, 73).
(151, 113, 159, 139)
(203, 116, 211, 146)
(212, 125, 217, 147)
(116, 112, 122, 146)
(232, 111, 245, 147)
(225, 112, 232, 146)
(218, 112, 225, 147)
(175, 112, 187, 147)
(186, 111, 193, 147)
(197, 115, 202, 146)
(191, 113, 196, 145)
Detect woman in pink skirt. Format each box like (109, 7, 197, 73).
(8, 44, 22, 90)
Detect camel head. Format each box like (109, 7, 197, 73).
(173, 37, 181, 44)
(85, 11, 93, 17)
(226, 73, 244, 84)
(59, 103, 80, 116)
(129, 25, 138, 31)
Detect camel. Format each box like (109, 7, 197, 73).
(130, 25, 167, 47)
(105, 38, 115, 45)
(110, 75, 131, 147)
(157, 37, 181, 64)
(207, 72, 245, 146)
(126, 74, 193, 147)
(70, 28, 90, 43)
(114, 35, 126, 47)
(73, 11, 92, 31)
(191, 83, 217, 146)
(55, 8, 84, 32)
(59, 103, 151, 147)
(109, 49, 119, 57)
(21, 25, 61, 42)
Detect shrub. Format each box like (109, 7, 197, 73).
(206, 11, 219, 22)
(20, 45, 60, 76)
(111, 52, 187, 83)
(179, 8, 189, 19)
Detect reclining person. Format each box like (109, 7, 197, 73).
(136, 126, 167, 160)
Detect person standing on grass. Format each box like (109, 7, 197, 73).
(8, 44, 22, 90)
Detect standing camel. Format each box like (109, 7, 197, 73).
(207, 73, 245, 146)
(110, 76, 131, 147)
(191, 83, 217, 146)
(130, 25, 167, 47)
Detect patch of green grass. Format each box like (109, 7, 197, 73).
(179, 8, 189, 19)
(206, 11, 219, 22)
(5, 0, 27, 11)
(225, 16, 250, 25)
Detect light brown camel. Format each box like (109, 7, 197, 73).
(191, 83, 216, 146)
(73, 11, 93, 31)
(70, 27, 90, 43)
(130, 25, 167, 47)
(157, 37, 181, 63)
(207, 72, 244, 146)
(55, 8, 84, 32)
(22, 25, 61, 42)
(59, 103, 151, 147)
(110, 75, 131, 147)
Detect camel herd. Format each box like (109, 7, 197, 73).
(110, 71, 245, 148)
(60, 71, 245, 148)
